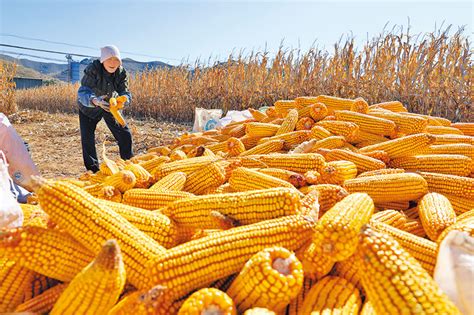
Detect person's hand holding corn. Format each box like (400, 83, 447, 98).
(108, 96, 128, 126)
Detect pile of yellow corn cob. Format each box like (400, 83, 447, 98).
(2, 95, 473, 314)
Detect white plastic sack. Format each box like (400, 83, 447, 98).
(215, 109, 253, 128)
(434, 230, 474, 315)
(0, 151, 23, 228)
(0, 113, 39, 191)
(192, 108, 223, 132)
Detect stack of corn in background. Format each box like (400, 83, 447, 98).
(2, 94, 473, 314)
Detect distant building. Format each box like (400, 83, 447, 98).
(13, 77, 43, 89)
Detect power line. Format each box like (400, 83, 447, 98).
(0, 33, 183, 62)
(0, 43, 94, 58)
(0, 50, 66, 62)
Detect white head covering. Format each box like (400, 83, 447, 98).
(100, 45, 122, 64)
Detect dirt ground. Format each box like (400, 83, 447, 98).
(11, 110, 190, 179)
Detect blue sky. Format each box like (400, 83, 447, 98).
(0, 0, 472, 65)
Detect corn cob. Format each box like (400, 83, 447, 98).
(299, 189, 320, 219)
(108, 285, 177, 315)
(359, 149, 390, 164)
(103, 170, 137, 193)
(212, 183, 236, 194)
(265, 106, 279, 118)
(358, 133, 435, 159)
(190, 229, 224, 241)
(152, 156, 217, 180)
(303, 171, 322, 185)
(161, 187, 300, 230)
(368, 220, 437, 274)
(352, 130, 389, 144)
(20, 203, 49, 228)
(0, 226, 94, 282)
(99, 159, 119, 176)
(244, 308, 276, 314)
(131, 152, 159, 163)
(295, 117, 315, 130)
(418, 171, 474, 199)
(432, 134, 474, 145)
(24, 272, 60, 301)
(178, 288, 236, 315)
(316, 120, 359, 142)
(302, 184, 349, 214)
(325, 149, 386, 174)
(370, 209, 407, 229)
(391, 154, 472, 176)
(307, 136, 347, 152)
(245, 122, 280, 137)
(124, 162, 153, 188)
(150, 171, 187, 191)
(0, 260, 35, 312)
(356, 226, 460, 314)
(240, 153, 325, 173)
(206, 140, 230, 154)
(240, 139, 285, 156)
(357, 168, 404, 177)
(302, 243, 336, 280)
(98, 199, 179, 248)
(83, 182, 104, 197)
(300, 276, 362, 314)
(148, 215, 315, 299)
(147, 145, 172, 156)
(296, 106, 311, 119)
(259, 130, 312, 150)
(418, 192, 457, 241)
(425, 125, 464, 135)
(451, 122, 474, 136)
(188, 145, 217, 158)
(170, 149, 187, 161)
(15, 283, 67, 314)
(403, 206, 420, 219)
(122, 188, 193, 210)
(294, 96, 318, 106)
(229, 167, 301, 193)
(344, 173, 428, 203)
(444, 193, 474, 215)
(183, 161, 226, 195)
(350, 97, 369, 113)
(227, 247, 303, 313)
(369, 100, 408, 112)
(320, 160, 357, 185)
(139, 156, 170, 173)
(335, 110, 396, 136)
(248, 108, 268, 121)
(332, 254, 363, 291)
(308, 102, 329, 121)
(457, 209, 474, 221)
(285, 277, 314, 315)
(360, 301, 376, 315)
(51, 240, 126, 315)
(315, 95, 355, 113)
(276, 108, 298, 135)
(256, 168, 305, 186)
(437, 216, 474, 244)
(421, 143, 474, 159)
(369, 110, 428, 134)
(97, 185, 122, 203)
(309, 125, 333, 140)
(274, 100, 297, 115)
(402, 217, 427, 237)
(36, 179, 165, 289)
(227, 137, 247, 156)
(311, 193, 374, 261)
(374, 200, 410, 211)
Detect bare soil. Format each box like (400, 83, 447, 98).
(11, 110, 190, 179)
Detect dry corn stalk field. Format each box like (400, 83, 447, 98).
(0, 26, 473, 314)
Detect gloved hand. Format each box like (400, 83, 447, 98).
(91, 96, 110, 112)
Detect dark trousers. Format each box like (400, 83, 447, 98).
(79, 110, 133, 172)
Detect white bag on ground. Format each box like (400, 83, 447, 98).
(0, 113, 39, 191)
(434, 230, 474, 315)
(192, 108, 223, 132)
(215, 109, 253, 128)
(0, 151, 23, 228)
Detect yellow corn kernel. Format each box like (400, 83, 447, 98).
(316, 120, 359, 142)
(276, 108, 298, 135)
(325, 149, 386, 174)
(390, 154, 472, 177)
(418, 192, 457, 241)
(178, 288, 236, 315)
(15, 283, 67, 314)
(335, 109, 396, 136)
(149, 171, 187, 191)
(418, 171, 473, 199)
(122, 188, 194, 210)
(358, 133, 436, 159)
(103, 170, 137, 193)
(369, 100, 408, 112)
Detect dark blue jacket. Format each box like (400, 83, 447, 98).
(77, 60, 132, 119)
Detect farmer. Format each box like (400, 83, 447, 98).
(77, 45, 133, 172)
